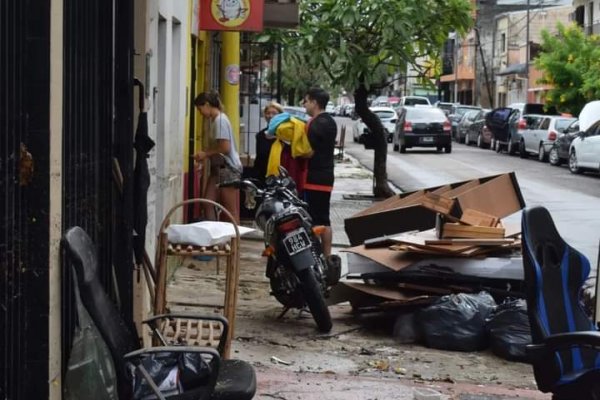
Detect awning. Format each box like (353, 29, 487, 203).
(497, 63, 527, 76)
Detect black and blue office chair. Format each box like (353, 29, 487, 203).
(522, 206, 600, 399)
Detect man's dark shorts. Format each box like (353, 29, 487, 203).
(304, 189, 331, 226)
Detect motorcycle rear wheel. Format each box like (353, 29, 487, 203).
(298, 268, 332, 332)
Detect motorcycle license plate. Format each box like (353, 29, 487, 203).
(283, 229, 311, 256)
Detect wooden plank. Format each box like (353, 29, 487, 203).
(389, 229, 479, 254)
(424, 238, 515, 246)
(441, 223, 505, 239)
(459, 208, 499, 227)
(420, 193, 455, 215)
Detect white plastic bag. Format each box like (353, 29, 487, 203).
(165, 221, 254, 247)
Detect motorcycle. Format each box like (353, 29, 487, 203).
(220, 168, 340, 332)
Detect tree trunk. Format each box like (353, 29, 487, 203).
(354, 84, 394, 198)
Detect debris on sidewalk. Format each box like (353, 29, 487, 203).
(344, 172, 524, 246)
(270, 356, 293, 366)
(328, 172, 530, 358)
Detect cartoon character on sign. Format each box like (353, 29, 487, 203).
(216, 0, 247, 22)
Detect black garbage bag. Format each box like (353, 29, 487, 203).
(128, 352, 213, 398)
(486, 298, 532, 362)
(418, 291, 496, 352)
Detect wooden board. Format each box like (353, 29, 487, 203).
(424, 238, 515, 246)
(421, 193, 455, 215)
(441, 223, 505, 239)
(459, 208, 499, 227)
(389, 229, 479, 254)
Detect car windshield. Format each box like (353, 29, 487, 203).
(456, 107, 480, 116)
(373, 110, 396, 119)
(404, 98, 429, 106)
(555, 118, 577, 132)
(465, 110, 479, 120)
(405, 108, 446, 121)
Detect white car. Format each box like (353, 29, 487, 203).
(325, 101, 335, 114)
(569, 101, 600, 174)
(569, 120, 600, 174)
(399, 96, 431, 106)
(352, 106, 398, 143)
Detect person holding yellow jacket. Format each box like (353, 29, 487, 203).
(265, 112, 312, 194)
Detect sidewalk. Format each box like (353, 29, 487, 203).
(329, 154, 382, 247)
(168, 152, 549, 400)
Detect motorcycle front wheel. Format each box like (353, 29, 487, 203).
(297, 268, 332, 332)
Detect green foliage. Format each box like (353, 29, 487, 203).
(261, 0, 473, 93)
(534, 23, 600, 116)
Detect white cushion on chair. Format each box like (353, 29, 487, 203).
(165, 221, 254, 247)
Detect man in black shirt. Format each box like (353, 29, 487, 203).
(303, 87, 337, 256)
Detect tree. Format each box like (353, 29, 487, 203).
(535, 23, 600, 116)
(280, 50, 334, 106)
(261, 0, 472, 197)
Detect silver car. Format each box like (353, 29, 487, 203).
(518, 116, 576, 161)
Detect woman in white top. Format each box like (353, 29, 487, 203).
(194, 91, 242, 223)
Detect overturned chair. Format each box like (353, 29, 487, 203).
(62, 226, 256, 400)
(522, 206, 600, 399)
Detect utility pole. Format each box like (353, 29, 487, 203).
(454, 35, 458, 103)
(525, 0, 530, 99)
(475, 27, 494, 108)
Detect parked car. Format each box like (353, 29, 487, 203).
(549, 119, 580, 166)
(448, 105, 481, 139)
(353, 106, 398, 143)
(372, 96, 391, 107)
(399, 96, 431, 106)
(518, 116, 577, 161)
(464, 110, 492, 148)
(341, 103, 355, 117)
(569, 119, 600, 174)
(456, 109, 487, 144)
(393, 106, 452, 153)
(325, 101, 335, 114)
(567, 101, 600, 174)
(435, 101, 457, 116)
(486, 103, 559, 155)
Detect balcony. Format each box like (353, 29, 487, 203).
(264, 0, 299, 28)
(439, 65, 475, 83)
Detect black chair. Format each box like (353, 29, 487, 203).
(521, 206, 600, 399)
(62, 226, 256, 400)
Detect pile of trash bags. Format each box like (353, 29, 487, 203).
(393, 292, 532, 362)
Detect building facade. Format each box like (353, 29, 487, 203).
(492, 5, 573, 106)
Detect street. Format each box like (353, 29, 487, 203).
(338, 117, 600, 271)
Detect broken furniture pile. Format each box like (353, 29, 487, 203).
(331, 172, 526, 312)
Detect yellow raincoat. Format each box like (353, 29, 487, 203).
(266, 115, 312, 177)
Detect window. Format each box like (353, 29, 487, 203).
(501, 33, 506, 53)
(539, 118, 550, 130)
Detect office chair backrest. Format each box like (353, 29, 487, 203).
(63, 226, 139, 398)
(521, 206, 600, 390)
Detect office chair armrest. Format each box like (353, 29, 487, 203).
(124, 345, 220, 363)
(143, 313, 229, 355)
(527, 331, 600, 359)
(124, 346, 221, 400)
